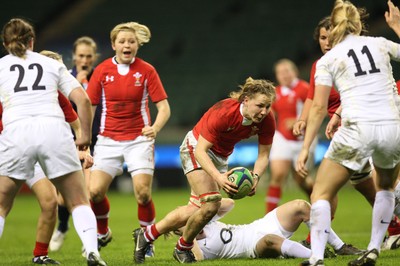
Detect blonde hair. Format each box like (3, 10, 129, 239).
(39, 50, 63, 63)
(110, 22, 151, 46)
(273, 58, 299, 76)
(229, 77, 276, 102)
(73, 36, 98, 55)
(1, 18, 35, 58)
(329, 0, 367, 47)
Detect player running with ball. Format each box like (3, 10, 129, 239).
(133, 77, 276, 263)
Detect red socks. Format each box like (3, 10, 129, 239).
(33, 241, 48, 257)
(266, 185, 281, 213)
(138, 200, 155, 227)
(176, 237, 193, 251)
(388, 216, 400, 236)
(90, 196, 110, 235)
(144, 224, 160, 242)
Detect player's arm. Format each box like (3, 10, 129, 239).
(69, 87, 93, 150)
(249, 143, 271, 195)
(142, 99, 170, 139)
(386, 0, 400, 37)
(297, 84, 330, 177)
(325, 105, 342, 139)
(194, 135, 238, 194)
(69, 118, 82, 138)
(293, 98, 313, 136)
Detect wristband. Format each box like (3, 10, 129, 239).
(334, 112, 341, 119)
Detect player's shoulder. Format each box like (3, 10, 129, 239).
(97, 57, 114, 68)
(297, 79, 309, 88)
(133, 57, 156, 71)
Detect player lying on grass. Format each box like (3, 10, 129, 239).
(173, 198, 358, 260)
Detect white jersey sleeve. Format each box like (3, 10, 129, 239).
(0, 51, 81, 127)
(315, 35, 400, 124)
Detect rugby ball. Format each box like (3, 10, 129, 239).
(227, 167, 254, 199)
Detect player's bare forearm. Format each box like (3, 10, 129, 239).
(152, 99, 170, 133)
(69, 118, 81, 139)
(69, 87, 93, 146)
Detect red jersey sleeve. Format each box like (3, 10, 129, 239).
(396, 80, 400, 94)
(86, 64, 103, 105)
(307, 61, 317, 100)
(147, 67, 168, 103)
(58, 91, 78, 123)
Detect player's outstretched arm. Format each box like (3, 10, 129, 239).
(386, 0, 400, 37)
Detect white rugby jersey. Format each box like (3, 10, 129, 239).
(0, 50, 81, 127)
(315, 34, 400, 124)
(197, 214, 293, 259)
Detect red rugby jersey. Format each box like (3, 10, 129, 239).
(307, 60, 341, 118)
(87, 57, 168, 141)
(192, 98, 275, 158)
(273, 79, 309, 141)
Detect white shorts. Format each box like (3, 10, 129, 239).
(269, 131, 317, 168)
(0, 118, 82, 180)
(180, 131, 228, 175)
(198, 209, 293, 259)
(25, 163, 47, 188)
(92, 135, 155, 177)
(325, 123, 400, 171)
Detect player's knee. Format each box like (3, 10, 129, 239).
(40, 196, 58, 215)
(292, 199, 311, 218)
(136, 192, 151, 205)
(263, 234, 279, 248)
(199, 192, 222, 219)
(90, 190, 105, 203)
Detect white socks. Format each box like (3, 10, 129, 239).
(368, 190, 395, 251)
(327, 228, 345, 251)
(310, 200, 331, 262)
(72, 205, 99, 257)
(0, 216, 4, 238)
(281, 239, 312, 258)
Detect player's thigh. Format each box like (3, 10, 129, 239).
(187, 170, 219, 196)
(276, 199, 310, 232)
(311, 158, 351, 203)
(269, 160, 292, 181)
(0, 176, 24, 217)
(30, 178, 57, 211)
(51, 170, 89, 210)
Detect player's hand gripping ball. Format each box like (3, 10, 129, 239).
(227, 167, 254, 199)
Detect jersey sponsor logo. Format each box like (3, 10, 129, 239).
(106, 75, 114, 82)
(133, 72, 142, 86)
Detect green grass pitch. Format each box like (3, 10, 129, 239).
(0, 186, 399, 265)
